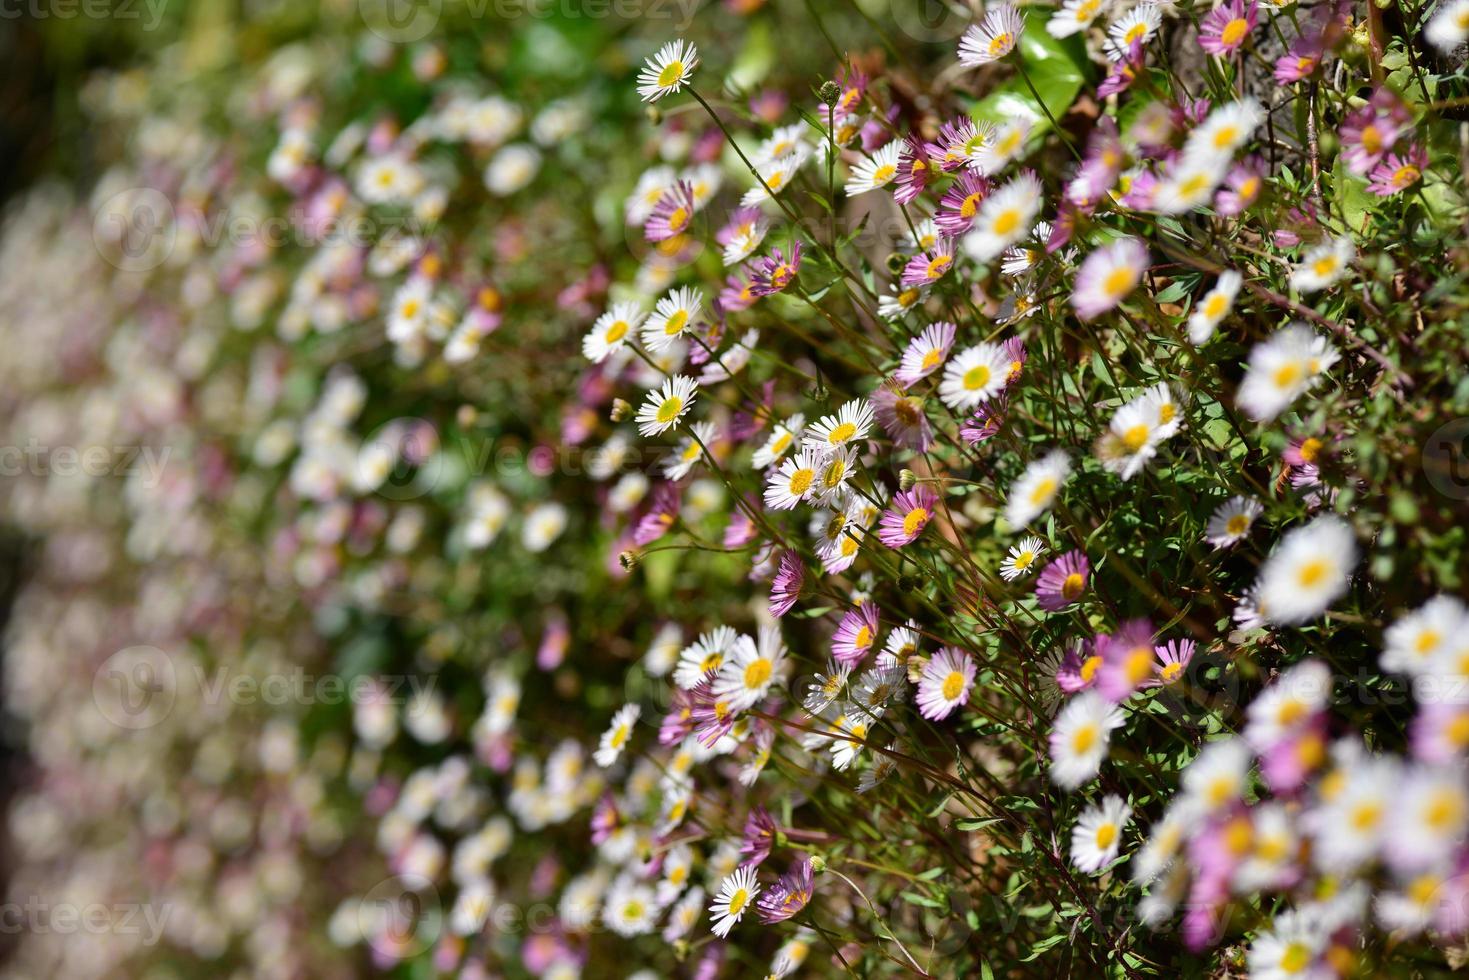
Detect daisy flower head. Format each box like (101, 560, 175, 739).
(959, 3, 1025, 66)
(718, 207, 770, 265)
(803, 398, 875, 453)
(1071, 236, 1148, 319)
(1049, 690, 1126, 789)
(1254, 514, 1358, 625)
(1204, 495, 1263, 548)
(636, 375, 699, 438)
(971, 118, 1031, 176)
(1150, 153, 1230, 214)
(935, 171, 992, 237)
(1004, 450, 1071, 530)
(871, 386, 934, 453)
(844, 140, 903, 197)
(1095, 619, 1161, 701)
(749, 242, 803, 298)
(939, 342, 1011, 409)
(594, 704, 641, 767)
(878, 485, 938, 548)
(916, 647, 977, 721)
(812, 445, 856, 501)
(1199, 0, 1258, 56)
(1367, 145, 1427, 197)
(1382, 595, 1469, 677)
(1427, 0, 1469, 52)
(932, 116, 997, 171)
(1236, 323, 1339, 421)
(663, 421, 717, 480)
(764, 445, 825, 510)
(645, 180, 697, 243)
(900, 237, 957, 288)
(708, 866, 760, 937)
(832, 603, 882, 667)
(741, 146, 811, 206)
(756, 858, 814, 924)
(1384, 763, 1469, 873)
(1187, 270, 1241, 344)
(1289, 236, 1354, 293)
(1035, 549, 1090, 611)
(1001, 535, 1047, 581)
(752, 413, 804, 469)
(715, 625, 789, 712)
(878, 283, 926, 320)
(637, 39, 698, 102)
(965, 171, 1043, 262)
(641, 286, 705, 353)
(1180, 737, 1253, 812)
(1184, 99, 1265, 164)
(1071, 795, 1133, 873)
(960, 399, 1007, 444)
(895, 321, 957, 388)
(582, 301, 643, 363)
(770, 550, 804, 617)
(894, 136, 935, 204)
(1154, 638, 1195, 685)
(605, 876, 659, 936)
(1048, 0, 1108, 37)
(753, 124, 811, 166)
(1215, 159, 1264, 216)
(1246, 910, 1330, 980)
(1105, 4, 1162, 60)
(1095, 395, 1163, 480)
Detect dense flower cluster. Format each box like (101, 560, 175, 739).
(2, 1, 1469, 977)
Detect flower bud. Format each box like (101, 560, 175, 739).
(619, 550, 641, 571)
(898, 469, 917, 491)
(818, 81, 841, 107)
(456, 405, 478, 428)
(610, 398, 632, 422)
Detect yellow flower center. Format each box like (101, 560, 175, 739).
(926, 254, 952, 279)
(960, 193, 982, 219)
(1080, 654, 1104, 683)
(1124, 647, 1153, 684)
(610, 724, 629, 748)
(1103, 267, 1135, 298)
(902, 507, 930, 536)
(1295, 558, 1329, 589)
(828, 421, 856, 444)
(1424, 789, 1464, 829)
(1028, 476, 1057, 506)
(1094, 822, 1117, 849)
(1212, 125, 1238, 150)
(727, 887, 749, 916)
(1124, 22, 1148, 43)
(992, 209, 1021, 236)
(1272, 362, 1304, 389)
(1312, 255, 1339, 277)
(744, 658, 773, 690)
(964, 364, 992, 390)
(1121, 424, 1151, 453)
(1350, 800, 1383, 832)
(941, 671, 966, 700)
(657, 61, 685, 87)
(1061, 572, 1085, 600)
(1012, 550, 1035, 571)
(1160, 661, 1183, 683)
(988, 32, 1013, 55)
(1220, 17, 1249, 45)
(1071, 722, 1098, 754)
(1299, 436, 1323, 463)
(822, 458, 847, 488)
(789, 468, 814, 496)
(854, 625, 872, 649)
(770, 432, 792, 455)
(655, 396, 684, 424)
(871, 163, 897, 184)
(605, 320, 629, 343)
(1226, 514, 1250, 535)
(1279, 942, 1311, 974)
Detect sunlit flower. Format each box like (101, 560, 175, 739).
(940, 342, 1011, 409)
(1070, 236, 1148, 319)
(965, 171, 1043, 262)
(1199, 0, 1258, 56)
(1071, 795, 1133, 873)
(708, 866, 760, 937)
(1050, 690, 1126, 788)
(804, 398, 875, 452)
(879, 485, 938, 548)
(595, 704, 641, 767)
(1187, 270, 1241, 344)
(1254, 515, 1358, 625)
(1000, 535, 1047, 581)
(1004, 450, 1071, 529)
(641, 286, 706, 353)
(1288, 236, 1354, 293)
(959, 3, 1025, 65)
(917, 647, 977, 720)
(637, 39, 699, 102)
(636, 374, 699, 437)
(1048, 0, 1108, 38)
(1035, 549, 1090, 611)
(845, 140, 904, 196)
(1237, 323, 1339, 421)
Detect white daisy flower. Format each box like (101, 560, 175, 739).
(1289, 236, 1355, 293)
(643, 623, 682, 676)
(1105, 4, 1162, 59)
(626, 165, 676, 225)
(662, 886, 705, 942)
(1000, 535, 1047, 581)
(1246, 909, 1329, 980)
(721, 213, 770, 265)
(636, 374, 699, 438)
(1070, 794, 1133, 873)
(708, 866, 761, 937)
(877, 284, 926, 320)
(1383, 595, 1469, 677)
(844, 140, 903, 197)
(636, 39, 699, 102)
(1150, 154, 1229, 214)
(1307, 754, 1402, 873)
(959, 3, 1025, 66)
(641, 286, 705, 353)
(663, 421, 717, 481)
(1187, 270, 1241, 344)
(764, 446, 825, 511)
(714, 625, 789, 711)
(939, 342, 1011, 409)
(1180, 737, 1253, 813)
(858, 748, 899, 793)
(1385, 763, 1469, 873)
(970, 118, 1031, 176)
(483, 144, 540, 196)
(752, 413, 805, 469)
(1049, 690, 1126, 789)
(964, 172, 1043, 262)
(1242, 659, 1332, 750)
(604, 877, 659, 936)
(594, 704, 641, 768)
(741, 147, 811, 206)
(1236, 323, 1339, 421)
(582, 301, 645, 362)
(1427, 0, 1469, 52)
(1254, 515, 1357, 625)
(828, 702, 871, 770)
(803, 398, 875, 452)
(1131, 800, 1194, 884)
(1182, 99, 1265, 164)
(1048, 0, 1109, 37)
(753, 124, 812, 166)
(1204, 495, 1263, 548)
(813, 445, 857, 502)
(675, 626, 740, 690)
(1004, 450, 1072, 530)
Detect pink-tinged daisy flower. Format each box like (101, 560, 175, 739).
(749, 242, 802, 297)
(1213, 159, 1263, 217)
(895, 321, 957, 387)
(1070, 236, 1148, 319)
(1095, 619, 1160, 702)
(1199, 0, 1257, 56)
(832, 66, 868, 117)
(1035, 550, 1089, 611)
(878, 486, 938, 548)
(756, 858, 814, 923)
(1049, 690, 1126, 788)
(939, 342, 1011, 409)
(1340, 89, 1410, 175)
(959, 3, 1024, 66)
(739, 805, 779, 867)
(930, 116, 997, 171)
(871, 386, 935, 452)
(645, 180, 697, 242)
(765, 446, 823, 510)
(1056, 637, 1102, 693)
(718, 272, 759, 313)
(894, 136, 935, 205)
(900, 237, 956, 288)
(723, 497, 759, 549)
(590, 792, 624, 846)
(660, 687, 697, 745)
(1152, 639, 1196, 686)
(769, 550, 804, 617)
(832, 602, 882, 666)
(717, 207, 770, 266)
(916, 647, 977, 720)
(960, 399, 1007, 444)
(1367, 144, 1426, 196)
(1411, 701, 1469, 764)
(1273, 38, 1323, 84)
(634, 482, 681, 545)
(1204, 495, 1263, 548)
(935, 171, 991, 236)
(637, 39, 699, 102)
(1097, 38, 1145, 98)
(1105, 5, 1160, 60)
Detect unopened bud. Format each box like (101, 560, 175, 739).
(619, 550, 641, 571)
(646, 105, 664, 126)
(898, 469, 917, 492)
(809, 853, 828, 873)
(610, 398, 632, 422)
(818, 81, 841, 107)
(886, 253, 906, 275)
(456, 405, 478, 428)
